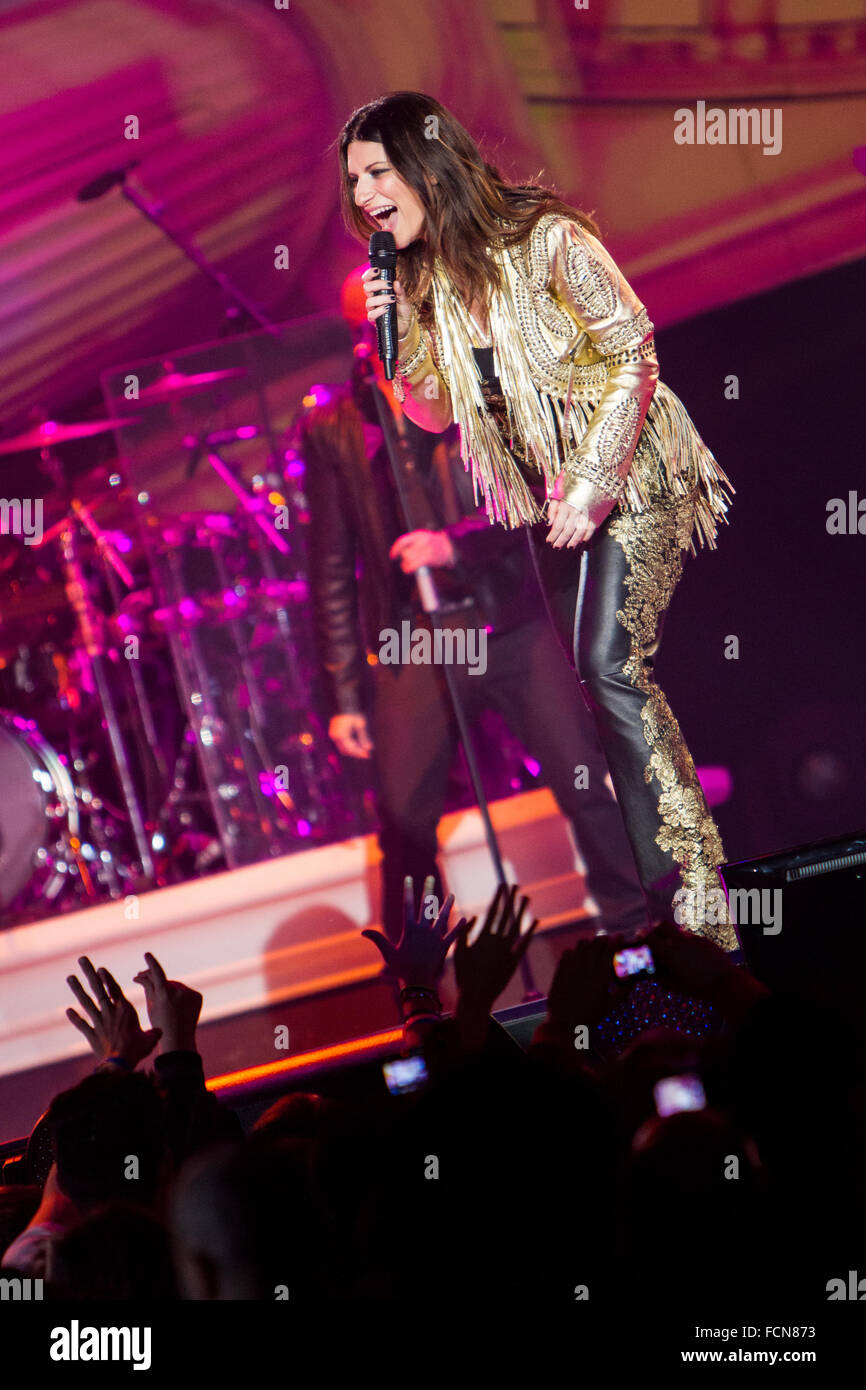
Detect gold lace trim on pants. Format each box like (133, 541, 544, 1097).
(606, 496, 738, 951)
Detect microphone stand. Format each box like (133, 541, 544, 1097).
(118, 177, 281, 339)
(359, 357, 539, 1000)
(58, 520, 155, 884)
(117, 169, 290, 514)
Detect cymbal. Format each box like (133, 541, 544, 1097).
(256, 578, 309, 607)
(136, 368, 246, 405)
(157, 512, 238, 545)
(0, 418, 140, 454)
(177, 510, 238, 531)
(145, 578, 310, 634)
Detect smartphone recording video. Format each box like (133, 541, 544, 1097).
(612, 943, 655, 981)
(653, 1073, 707, 1117)
(382, 1053, 429, 1096)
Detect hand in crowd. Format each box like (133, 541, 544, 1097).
(644, 919, 734, 996)
(452, 883, 538, 1051)
(542, 932, 633, 1049)
(65, 956, 162, 1068)
(453, 883, 537, 1014)
(646, 919, 768, 1022)
(362, 875, 468, 988)
(133, 952, 203, 1054)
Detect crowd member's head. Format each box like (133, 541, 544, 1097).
(252, 1091, 344, 1145)
(0, 1186, 41, 1259)
(605, 1029, 707, 1135)
(723, 990, 860, 1165)
(628, 1109, 763, 1189)
(49, 1202, 176, 1300)
(617, 1108, 767, 1303)
(47, 1072, 168, 1209)
(169, 1137, 333, 1300)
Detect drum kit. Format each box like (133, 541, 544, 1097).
(0, 365, 358, 929)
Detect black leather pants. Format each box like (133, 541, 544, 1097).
(528, 493, 738, 951)
(371, 612, 646, 944)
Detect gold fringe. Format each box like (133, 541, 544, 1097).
(431, 263, 558, 526)
(619, 383, 736, 555)
(430, 260, 735, 553)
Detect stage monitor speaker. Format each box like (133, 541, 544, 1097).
(721, 829, 866, 998)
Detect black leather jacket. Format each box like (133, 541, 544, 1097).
(297, 374, 546, 716)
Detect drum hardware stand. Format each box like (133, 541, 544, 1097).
(58, 520, 155, 883)
(183, 436, 338, 840)
(182, 436, 301, 831)
(157, 540, 244, 865)
(158, 536, 289, 864)
(241, 484, 341, 834)
(202, 527, 290, 843)
(73, 497, 171, 804)
(155, 732, 225, 874)
(62, 728, 125, 901)
(188, 440, 290, 556)
(360, 355, 541, 1001)
(29, 735, 88, 914)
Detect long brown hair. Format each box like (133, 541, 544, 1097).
(336, 91, 601, 327)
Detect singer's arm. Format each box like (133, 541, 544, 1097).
(390, 316, 453, 433)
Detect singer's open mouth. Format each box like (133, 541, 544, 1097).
(369, 204, 397, 226)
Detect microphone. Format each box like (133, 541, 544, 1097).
(368, 230, 398, 381)
(76, 162, 140, 202)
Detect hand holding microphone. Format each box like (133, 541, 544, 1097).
(363, 231, 438, 613)
(364, 230, 416, 380)
(361, 265, 414, 337)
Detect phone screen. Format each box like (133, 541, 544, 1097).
(382, 1054, 429, 1096)
(613, 944, 655, 980)
(653, 1073, 707, 1117)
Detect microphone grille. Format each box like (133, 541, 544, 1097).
(368, 230, 397, 264)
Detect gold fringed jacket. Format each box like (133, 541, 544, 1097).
(390, 210, 733, 556)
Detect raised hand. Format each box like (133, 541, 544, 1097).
(66, 956, 161, 1067)
(132, 952, 203, 1054)
(453, 883, 538, 1013)
(361, 875, 468, 987)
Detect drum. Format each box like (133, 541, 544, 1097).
(0, 713, 80, 914)
(0, 642, 92, 733)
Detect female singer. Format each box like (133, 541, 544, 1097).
(338, 91, 738, 950)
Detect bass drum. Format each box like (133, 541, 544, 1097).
(0, 713, 79, 916)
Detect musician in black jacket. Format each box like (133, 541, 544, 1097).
(294, 269, 645, 942)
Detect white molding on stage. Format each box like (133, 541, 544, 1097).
(0, 789, 593, 1079)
